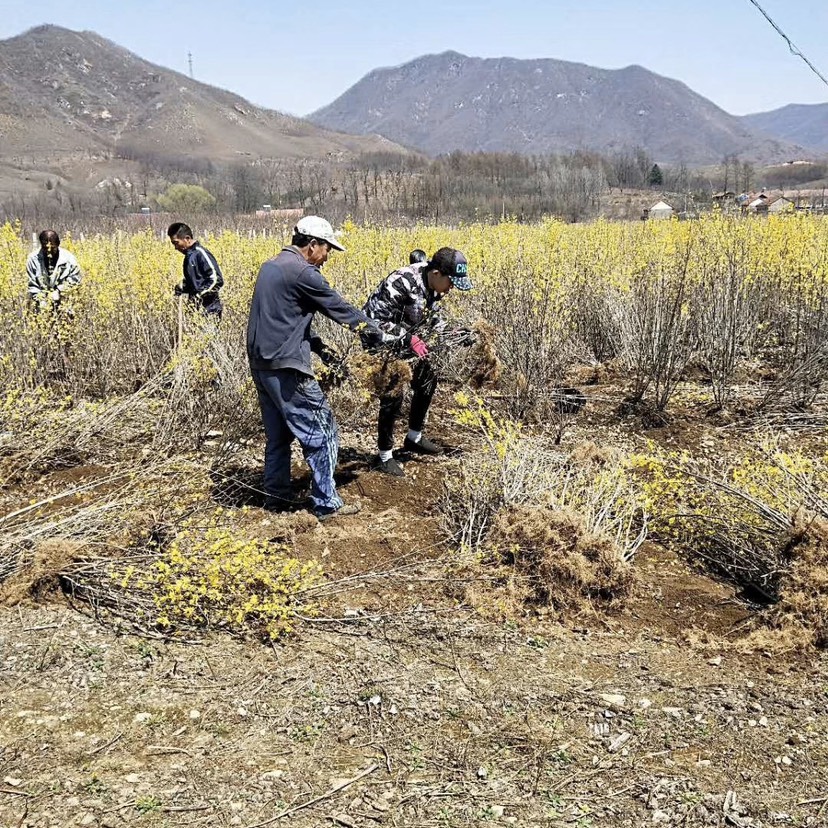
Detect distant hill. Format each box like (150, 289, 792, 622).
(309, 51, 807, 165)
(0, 25, 404, 163)
(741, 103, 828, 153)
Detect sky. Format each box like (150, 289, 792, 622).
(2, 0, 827, 117)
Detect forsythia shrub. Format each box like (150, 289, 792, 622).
(147, 527, 324, 640)
(1, 214, 828, 409)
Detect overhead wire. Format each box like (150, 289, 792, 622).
(745, 0, 828, 90)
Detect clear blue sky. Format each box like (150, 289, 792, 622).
(2, 0, 827, 117)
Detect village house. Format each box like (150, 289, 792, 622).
(646, 200, 674, 220)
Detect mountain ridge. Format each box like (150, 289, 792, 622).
(0, 24, 405, 162)
(740, 103, 828, 153)
(309, 51, 809, 165)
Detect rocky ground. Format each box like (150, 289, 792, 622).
(2, 388, 828, 828)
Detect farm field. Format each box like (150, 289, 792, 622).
(1, 216, 828, 827)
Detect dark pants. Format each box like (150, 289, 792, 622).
(378, 360, 438, 451)
(251, 368, 342, 514)
(189, 292, 222, 319)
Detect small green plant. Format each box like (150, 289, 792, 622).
(134, 795, 162, 813)
(291, 722, 324, 743)
(551, 748, 573, 766)
(81, 775, 107, 795)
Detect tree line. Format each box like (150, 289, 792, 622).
(0, 144, 767, 226)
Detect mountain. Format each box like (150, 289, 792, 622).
(0, 25, 404, 163)
(740, 103, 828, 153)
(309, 51, 806, 165)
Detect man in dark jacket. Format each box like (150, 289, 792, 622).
(168, 222, 224, 318)
(247, 216, 394, 521)
(363, 247, 473, 476)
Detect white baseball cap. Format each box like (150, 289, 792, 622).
(294, 216, 346, 251)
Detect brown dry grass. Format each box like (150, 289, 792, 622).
(483, 504, 635, 616)
(567, 440, 621, 468)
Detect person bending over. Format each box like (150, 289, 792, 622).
(362, 247, 472, 476)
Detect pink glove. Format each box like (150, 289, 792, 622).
(410, 335, 429, 359)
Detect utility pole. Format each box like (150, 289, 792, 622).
(188, 52, 194, 79)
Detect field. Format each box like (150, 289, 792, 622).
(1, 215, 828, 827)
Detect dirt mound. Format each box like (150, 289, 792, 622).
(484, 504, 635, 615)
(0, 539, 84, 605)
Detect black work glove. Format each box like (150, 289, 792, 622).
(174, 284, 185, 296)
(318, 344, 341, 368)
(452, 327, 476, 347)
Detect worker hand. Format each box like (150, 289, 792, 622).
(410, 335, 429, 359)
(318, 344, 341, 368)
(174, 284, 184, 296)
(49, 290, 61, 304)
(452, 327, 476, 347)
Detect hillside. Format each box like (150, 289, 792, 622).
(741, 102, 828, 153)
(0, 25, 404, 163)
(309, 51, 806, 165)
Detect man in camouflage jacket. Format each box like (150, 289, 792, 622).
(362, 247, 472, 476)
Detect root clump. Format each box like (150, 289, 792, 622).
(773, 516, 828, 648)
(484, 504, 635, 616)
(468, 320, 501, 389)
(350, 351, 413, 397)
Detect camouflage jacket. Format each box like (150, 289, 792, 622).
(362, 262, 447, 343)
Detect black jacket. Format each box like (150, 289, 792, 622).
(181, 242, 223, 297)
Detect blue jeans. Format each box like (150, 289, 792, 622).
(251, 368, 342, 514)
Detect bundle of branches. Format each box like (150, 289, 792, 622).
(0, 385, 159, 486)
(62, 521, 324, 641)
(0, 457, 202, 599)
(442, 394, 646, 594)
(630, 440, 828, 646)
(153, 322, 262, 457)
(754, 343, 828, 415)
(314, 318, 501, 431)
(429, 319, 502, 390)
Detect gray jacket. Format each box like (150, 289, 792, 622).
(247, 246, 392, 375)
(27, 248, 82, 299)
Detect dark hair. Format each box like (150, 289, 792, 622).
(291, 232, 314, 248)
(409, 249, 427, 264)
(38, 229, 60, 246)
(429, 247, 458, 276)
(292, 232, 331, 249)
(167, 222, 193, 240)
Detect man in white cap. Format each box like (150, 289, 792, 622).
(246, 216, 394, 521)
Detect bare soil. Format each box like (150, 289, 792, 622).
(2, 393, 828, 828)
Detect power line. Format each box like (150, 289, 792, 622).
(745, 0, 828, 90)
